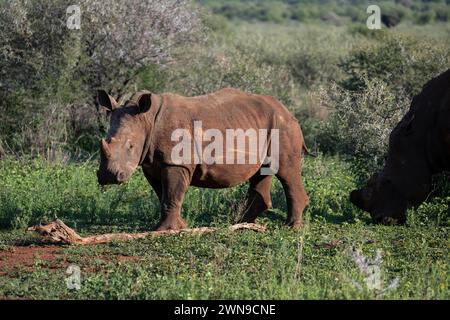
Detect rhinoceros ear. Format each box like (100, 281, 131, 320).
(137, 93, 152, 113)
(97, 90, 118, 111)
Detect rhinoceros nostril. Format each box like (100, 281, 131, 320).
(117, 172, 126, 182)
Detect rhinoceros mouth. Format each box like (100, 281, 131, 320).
(97, 170, 122, 186)
(349, 189, 370, 211)
(372, 215, 406, 225)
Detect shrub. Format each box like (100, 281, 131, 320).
(317, 76, 410, 170)
(315, 34, 450, 170)
(417, 9, 437, 25)
(202, 0, 444, 26)
(287, 43, 343, 89)
(340, 34, 450, 98)
(284, 26, 355, 89)
(0, 0, 203, 97)
(166, 43, 293, 106)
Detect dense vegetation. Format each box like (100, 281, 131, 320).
(0, 157, 448, 299)
(0, 0, 448, 299)
(200, 0, 450, 25)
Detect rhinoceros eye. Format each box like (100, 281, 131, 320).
(127, 140, 134, 150)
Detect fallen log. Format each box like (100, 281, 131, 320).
(27, 219, 267, 245)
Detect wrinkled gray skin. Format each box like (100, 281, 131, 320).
(350, 69, 450, 224)
(96, 92, 151, 185)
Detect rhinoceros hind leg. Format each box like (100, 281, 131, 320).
(238, 173, 273, 224)
(276, 159, 309, 229)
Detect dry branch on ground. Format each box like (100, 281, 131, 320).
(27, 219, 267, 245)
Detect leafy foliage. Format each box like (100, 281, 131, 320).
(340, 34, 450, 98)
(0, 157, 448, 299)
(0, 0, 203, 157)
(317, 77, 409, 168)
(200, 0, 450, 24)
(316, 33, 450, 170)
(0, 1, 448, 300)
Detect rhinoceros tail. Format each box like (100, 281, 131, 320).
(302, 142, 316, 157)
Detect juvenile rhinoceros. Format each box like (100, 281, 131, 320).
(350, 69, 450, 224)
(96, 88, 310, 231)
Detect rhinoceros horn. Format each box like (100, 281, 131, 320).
(101, 139, 111, 158)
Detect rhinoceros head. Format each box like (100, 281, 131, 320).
(351, 69, 450, 224)
(350, 112, 432, 225)
(96, 90, 152, 185)
(350, 171, 409, 225)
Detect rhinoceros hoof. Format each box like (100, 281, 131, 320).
(156, 216, 188, 231)
(286, 219, 303, 229)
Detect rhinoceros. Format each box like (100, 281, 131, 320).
(350, 69, 450, 224)
(96, 88, 310, 231)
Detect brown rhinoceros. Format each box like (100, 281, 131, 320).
(350, 69, 450, 224)
(96, 88, 310, 231)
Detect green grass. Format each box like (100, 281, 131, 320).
(0, 157, 448, 299)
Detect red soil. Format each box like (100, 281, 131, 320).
(0, 246, 61, 275)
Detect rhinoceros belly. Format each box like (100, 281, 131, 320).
(191, 163, 261, 188)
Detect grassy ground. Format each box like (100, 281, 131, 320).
(0, 157, 448, 299)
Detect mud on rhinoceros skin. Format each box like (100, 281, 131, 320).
(96, 87, 311, 231)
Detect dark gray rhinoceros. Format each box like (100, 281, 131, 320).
(350, 69, 450, 224)
(96, 88, 311, 231)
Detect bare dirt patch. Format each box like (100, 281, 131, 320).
(0, 246, 62, 275)
(0, 246, 143, 275)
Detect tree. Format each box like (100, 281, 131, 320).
(0, 0, 204, 155)
(1, 0, 203, 98)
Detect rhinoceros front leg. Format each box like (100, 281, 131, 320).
(155, 165, 191, 231)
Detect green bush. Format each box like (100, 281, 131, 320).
(315, 33, 450, 169)
(0, 0, 203, 158)
(166, 42, 293, 105)
(316, 76, 410, 168)
(340, 34, 450, 98)
(417, 9, 437, 25)
(285, 29, 349, 88)
(201, 0, 448, 25)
